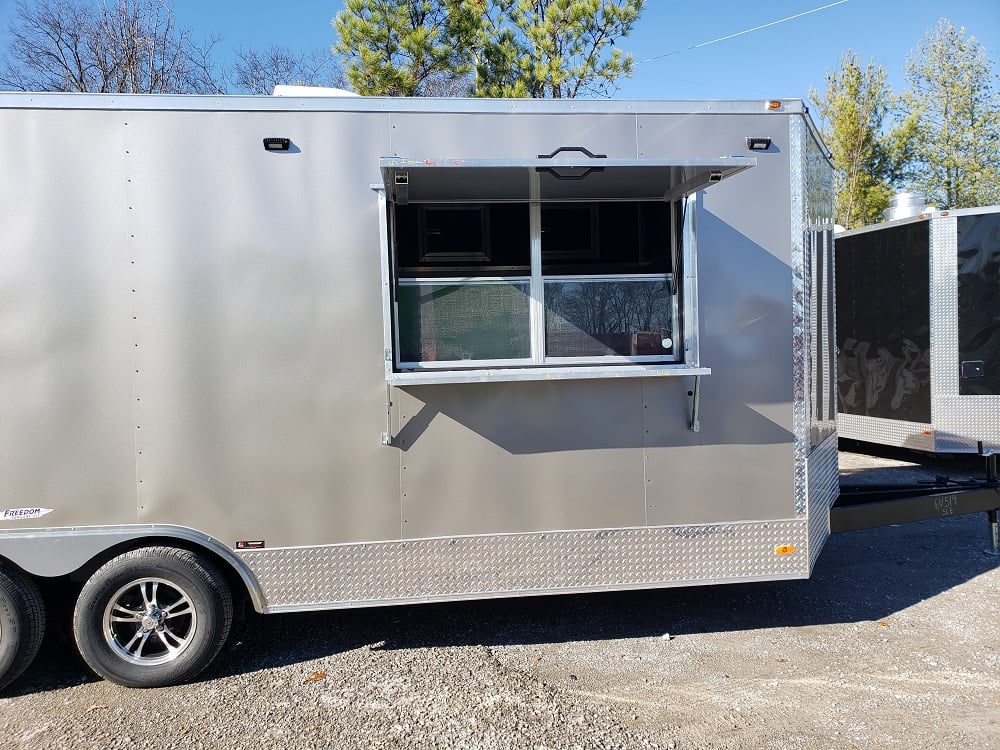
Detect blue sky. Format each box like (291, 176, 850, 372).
(1, 0, 998, 100)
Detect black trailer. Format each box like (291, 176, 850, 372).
(836, 207, 1000, 454)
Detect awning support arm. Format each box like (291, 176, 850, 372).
(381, 382, 393, 446)
(689, 375, 702, 432)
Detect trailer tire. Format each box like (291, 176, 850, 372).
(0, 563, 46, 692)
(73, 547, 232, 688)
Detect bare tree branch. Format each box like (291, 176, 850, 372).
(230, 46, 346, 95)
(0, 0, 223, 93)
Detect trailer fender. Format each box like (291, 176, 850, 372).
(0, 526, 265, 613)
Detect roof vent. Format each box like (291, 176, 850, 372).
(884, 191, 930, 221)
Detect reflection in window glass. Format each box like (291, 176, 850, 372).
(395, 203, 530, 275)
(541, 202, 670, 276)
(421, 206, 488, 262)
(398, 281, 531, 363)
(541, 205, 598, 259)
(544, 278, 674, 357)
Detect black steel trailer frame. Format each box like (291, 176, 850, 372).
(833, 453, 1000, 553)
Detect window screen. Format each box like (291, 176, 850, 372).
(397, 280, 531, 364)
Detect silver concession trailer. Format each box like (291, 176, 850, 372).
(0, 94, 838, 689)
(836, 206, 1000, 453)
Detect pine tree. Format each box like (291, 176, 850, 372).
(332, 0, 474, 96)
(901, 18, 1000, 208)
(331, 0, 644, 98)
(471, 0, 644, 99)
(809, 52, 900, 228)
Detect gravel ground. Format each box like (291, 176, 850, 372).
(0, 448, 998, 750)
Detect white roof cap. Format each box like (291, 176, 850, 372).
(272, 84, 359, 97)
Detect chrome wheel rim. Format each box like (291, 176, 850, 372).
(103, 578, 197, 666)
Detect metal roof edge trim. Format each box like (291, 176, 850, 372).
(0, 91, 807, 115)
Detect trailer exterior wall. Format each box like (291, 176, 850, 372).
(0, 95, 836, 612)
(0, 109, 137, 528)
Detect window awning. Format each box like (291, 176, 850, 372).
(379, 155, 755, 203)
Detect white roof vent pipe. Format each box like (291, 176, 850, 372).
(884, 191, 930, 221)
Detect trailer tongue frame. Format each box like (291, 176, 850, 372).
(833, 454, 1000, 538)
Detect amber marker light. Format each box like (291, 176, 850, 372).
(775, 545, 796, 555)
(765, 100, 783, 110)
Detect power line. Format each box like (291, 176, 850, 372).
(637, 1, 850, 65)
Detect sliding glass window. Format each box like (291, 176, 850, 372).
(378, 155, 755, 379)
(541, 201, 676, 362)
(392, 200, 676, 368)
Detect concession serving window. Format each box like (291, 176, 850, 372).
(376, 154, 754, 385)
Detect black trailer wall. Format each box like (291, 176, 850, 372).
(836, 221, 931, 422)
(957, 213, 1000, 396)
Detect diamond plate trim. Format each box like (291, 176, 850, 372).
(933, 396, 1000, 450)
(239, 521, 809, 611)
(837, 412, 936, 452)
(806, 434, 839, 570)
(790, 116, 809, 517)
(791, 117, 836, 516)
(930, 215, 959, 403)
(837, 407, 998, 453)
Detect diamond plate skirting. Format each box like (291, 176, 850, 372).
(837, 412, 993, 453)
(836, 412, 936, 451)
(933, 397, 1000, 451)
(239, 521, 810, 612)
(806, 434, 839, 570)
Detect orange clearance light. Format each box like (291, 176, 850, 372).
(766, 100, 783, 110)
(775, 545, 796, 555)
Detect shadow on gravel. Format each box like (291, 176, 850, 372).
(209, 512, 1000, 677)
(14, 510, 995, 696)
(9, 444, 998, 694)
